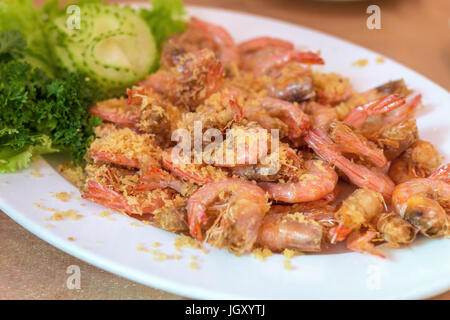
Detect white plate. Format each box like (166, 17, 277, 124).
(1, 5, 449, 300)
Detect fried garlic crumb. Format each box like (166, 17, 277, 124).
(44, 223, 53, 228)
(174, 235, 208, 254)
(52, 192, 71, 202)
(30, 169, 43, 178)
(68, 237, 75, 241)
(137, 243, 149, 252)
(98, 210, 111, 217)
(352, 59, 368, 67)
(136, 243, 174, 262)
(282, 248, 304, 258)
(34, 202, 57, 212)
(252, 247, 273, 261)
(152, 250, 167, 262)
(375, 57, 385, 63)
(283, 259, 295, 270)
(49, 209, 83, 221)
(95, 210, 113, 220)
(189, 261, 199, 270)
(152, 242, 161, 248)
(130, 222, 143, 227)
(57, 162, 85, 189)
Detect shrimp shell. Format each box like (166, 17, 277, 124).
(256, 213, 323, 252)
(392, 178, 450, 238)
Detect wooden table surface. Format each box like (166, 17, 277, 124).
(2, 0, 449, 300)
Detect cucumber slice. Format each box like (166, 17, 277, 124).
(48, 3, 156, 91)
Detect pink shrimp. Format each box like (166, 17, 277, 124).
(254, 50, 324, 76)
(161, 149, 229, 184)
(256, 97, 310, 146)
(88, 128, 162, 169)
(188, 17, 239, 67)
(258, 159, 338, 203)
(310, 105, 338, 130)
(238, 37, 294, 53)
(305, 127, 395, 198)
(382, 93, 422, 126)
(238, 36, 294, 71)
(90, 88, 178, 144)
(135, 166, 186, 194)
(186, 179, 270, 254)
(429, 163, 450, 183)
(140, 49, 224, 110)
(388, 140, 441, 184)
(328, 188, 386, 257)
(373, 212, 418, 246)
(329, 121, 388, 168)
(256, 212, 323, 252)
(88, 128, 162, 171)
(82, 165, 170, 216)
(346, 230, 385, 258)
(343, 94, 406, 129)
(392, 177, 450, 238)
(90, 97, 140, 129)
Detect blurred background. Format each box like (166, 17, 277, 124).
(2, 0, 449, 299)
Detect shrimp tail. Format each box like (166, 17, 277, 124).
(343, 94, 405, 128)
(346, 230, 385, 258)
(305, 128, 395, 198)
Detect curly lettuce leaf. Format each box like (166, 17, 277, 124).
(0, 57, 102, 171)
(0, 0, 55, 74)
(0, 135, 57, 173)
(0, 30, 27, 62)
(140, 0, 187, 49)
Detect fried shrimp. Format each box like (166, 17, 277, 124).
(161, 17, 239, 69)
(254, 50, 324, 76)
(80, 18, 447, 258)
(90, 88, 179, 144)
(373, 212, 418, 245)
(258, 159, 338, 203)
(329, 121, 388, 168)
(375, 119, 418, 161)
(306, 128, 395, 198)
(186, 179, 270, 254)
(82, 165, 172, 216)
(312, 72, 353, 105)
(141, 49, 224, 110)
(256, 212, 323, 252)
(429, 164, 450, 183)
(389, 140, 441, 184)
(392, 178, 450, 238)
(343, 94, 406, 129)
(238, 36, 294, 72)
(88, 128, 162, 169)
(90, 97, 140, 129)
(243, 97, 310, 146)
(331, 188, 385, 257)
